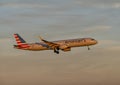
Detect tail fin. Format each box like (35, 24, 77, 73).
(14, 33, 26, 45)
(14, 34, 30, 48)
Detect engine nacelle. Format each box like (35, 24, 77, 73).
(61, 47, 71, 52)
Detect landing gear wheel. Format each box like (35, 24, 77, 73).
(54, 48, 59, 54)
(88, 46, 90, 50)
(54, 50, 59, 54)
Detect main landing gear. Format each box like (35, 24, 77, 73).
(54, 47, 60, 54)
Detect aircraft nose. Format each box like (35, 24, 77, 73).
(94, 40, 98, 44)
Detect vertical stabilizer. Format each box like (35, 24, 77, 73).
(14, 34, 26, 45)
(14, 34, 29, 48)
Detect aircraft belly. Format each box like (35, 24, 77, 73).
(28, 44, 49, 51)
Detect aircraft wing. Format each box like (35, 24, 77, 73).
(39, 36, 71, 54)
(39, 37, 60, 49)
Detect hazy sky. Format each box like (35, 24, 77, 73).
(0, 0, 120, 85)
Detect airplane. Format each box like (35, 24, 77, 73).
(13, 33, 98, 54)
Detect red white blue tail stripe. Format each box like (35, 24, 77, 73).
(14, 34, 30, 48)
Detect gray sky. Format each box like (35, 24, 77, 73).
(0, 0, 120, 85)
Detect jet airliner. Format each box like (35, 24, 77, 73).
(13, 34, 98, 54)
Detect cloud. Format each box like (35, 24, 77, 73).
(100, 40, 120, 45)
(97, 3, 120, 9)
(112, 3, 120, 8)
(9, 0, 119, 9)
(0, 3, 50, 9)
(74, 0, 120, 9)
(0, 1, 74, 11)
(0, 35, 120, 85)
(0, 38, 27, 56)
(95, 39, 120, 52)
(0, 1, 76, 17)
(83, 26, 111, 33)
(108, 46, 120, 51)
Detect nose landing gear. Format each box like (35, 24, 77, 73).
(87, 46, 90, 50)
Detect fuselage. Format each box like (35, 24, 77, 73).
(14, 38, 97, 51)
